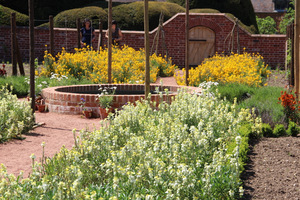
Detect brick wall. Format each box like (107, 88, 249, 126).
(0, 13, 286, 68)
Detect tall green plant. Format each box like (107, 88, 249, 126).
(256, 16, 277, 34)
(279, 0, 295, 34)
(0, 86, 34, 142)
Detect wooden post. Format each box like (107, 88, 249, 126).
(98, 21, 103, 51)
(144, 0, 150, 98)
(15, 40, 25, 76)
(11, 13, 17, 76)
(108, 0, 112, 83)
(77, 18, 81, 48)
(295, 0, 300, 93)
(49, 15, 54, 56)
(185, 0, 189, 86)
(29, 0, 35, 113)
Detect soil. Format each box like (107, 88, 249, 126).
(1, 74, 300, 199)
(241, 71, 300, 199)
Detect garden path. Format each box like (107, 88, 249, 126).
(0, 77, 178, 178)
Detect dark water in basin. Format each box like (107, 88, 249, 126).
(68, 90, 170, 95)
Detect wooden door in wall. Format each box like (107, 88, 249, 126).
(189, 26, 215, 66)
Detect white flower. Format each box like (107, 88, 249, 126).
(30, 153, 36, 159)
(41, 142, 46, 147)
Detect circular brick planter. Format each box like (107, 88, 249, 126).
(42, 84, 193, 117)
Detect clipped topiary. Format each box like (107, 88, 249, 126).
(112, 1, 185, 31)
(273, 124, 286, 137)
(0, 4, 28, 26)
(168, 0, 258, 33)
(261, 123, 273, 137)
(53, 6, 107, 28)
(287, 121, 299, 137)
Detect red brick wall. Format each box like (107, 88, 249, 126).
(0, 13, 286, 68)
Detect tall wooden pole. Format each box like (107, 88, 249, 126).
(98, 21, 103, 51)
(185, 0, 189, 86)
(11, 13, 17, 76)
(108, 0, 112, 83)
(144, 0, 150, 97)
(295, 0, 300, 93)
(29, 0, 35, 113)
(49, 15, 54, 56)
(76, 18, 81, 48)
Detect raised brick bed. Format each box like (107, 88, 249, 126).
(42, 84, 195, 117)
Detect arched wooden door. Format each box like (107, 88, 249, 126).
(189, 26, 215, 66)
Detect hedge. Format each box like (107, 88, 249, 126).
(167, 0, 258, 33)
(53, 6, 107, 28)
(0, 4, 28, 26)
(112, 1, 185, 31)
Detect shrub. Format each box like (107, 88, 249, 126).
(190, 9, 256, 34)
(239, 86, 285, 126)
(273, 124, 286, 137)
(278, 88, 300, 124)
(175, 51, 270, 87)
(212, 83, 255, 103)
(261, 123, 273, 137)
(0, 86, 34, 142)
(0, 90, 261, 199)
(54, 6, 107, 28)
(40, 46, 177, 83)
(256, 16, 277, 34)
(279, 0, 294, 34)
(0, 76, 28, 97)
(287, 121, 299, 137)
(112, 1, 185, 31)
(0, 4, 29, 26)
(168, 0, 258, 33)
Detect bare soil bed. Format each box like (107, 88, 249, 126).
(241, 71, 300, 199)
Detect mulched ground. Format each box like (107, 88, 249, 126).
(241, 71, 300, 199)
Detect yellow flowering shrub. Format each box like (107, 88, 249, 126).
(41, 46, 177, 84)
(175, 52, 270, 87)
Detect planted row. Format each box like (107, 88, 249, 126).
(0, 90, 261, 199)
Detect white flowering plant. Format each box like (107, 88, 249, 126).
(97, 86, 116, 108)
(0, 90, 261, 199)
(0, 86, 34, 142)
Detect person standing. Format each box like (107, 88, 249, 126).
(106, 20, 123, 46)
(80, 18, 95, 48)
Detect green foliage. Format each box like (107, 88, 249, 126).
(279, 0, 294, 34)
(238, 86, 285, 126)
(112, 1, 185, 31)
(190, 8, 257, 34)
(0, 86, 34, 142)
(0, 0, 103, 22)
(261, 123, 273, 137)
(213, 83, 255, 103)
(0, 4, 28, 26)
(54, 6, 107, 28)
(0, 76, 28, 97)
(0, 91, 261, 199)
(256, 16, 277, 34)
(168, 0, 258, 33)
(273, 124, 286, 137)
(287, 121, 299, 137)
(0, 75, 93, 97)
(190, 8, 220, 13)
